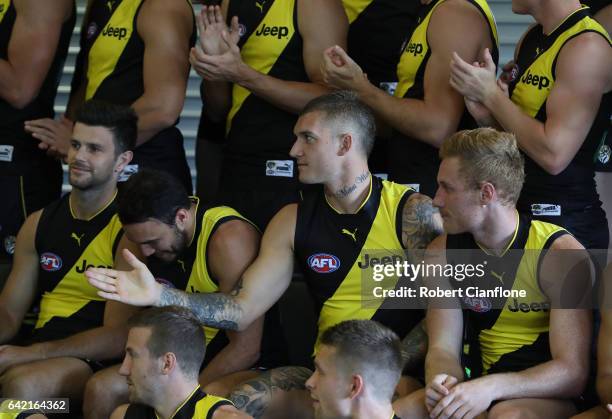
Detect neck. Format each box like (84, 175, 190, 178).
(324, 163, 371, 214)
(534, 0, 581, 34)
(471, 206, 518, 255)
(352, 399, 395, 419)
(153, 380, 199, 419)
(70, 182, 117, 220)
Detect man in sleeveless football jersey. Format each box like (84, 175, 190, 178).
(449, 0, 612, 251)
(83, 168, 267, 419)
(0, 0, 75, 260)
(109, 307, 251, 419)
(0, 101, 142, 402)
(24, 0, 196, 192)
(394, 128, 592, 418)
(87, 92, 443, 417)
(306, 320, 404, 419)
(190, 0, 347, 230)
(321, 0, 498, 198)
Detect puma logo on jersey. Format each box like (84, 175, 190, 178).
(102, 25, 128, 41)
(491, 270, 505, 286)
(0, 5, 5, 13)
(177, 260, 186, 273)
(405, 42, 423, 57)
(71, 232, 85, 247)
(255, 0, 265, 12)
(106, 0, 114, 12)
(520, 69, 550, 90)
(341, 228, 358, 242)
(255, 24, 289, 39)
(75, 259, 112, 273)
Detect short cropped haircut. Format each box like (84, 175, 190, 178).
(117, 169, 191, 226)
(128, 306, 205, 379)
(75, 100, 137, 154)
(300, 91, 376, 157)
(320, 320, 402, 401)
(439, 128, 525, 205)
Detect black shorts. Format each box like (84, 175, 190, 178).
(0, 161, 62, 260)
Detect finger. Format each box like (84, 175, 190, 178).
(122, 248, 146, 270)
(214, 5, 224, 24)
(96, 290, 123, 302)
(483, 48, 496, 72)
(440, 399, 463, 419)
(230, 16, 240, 43)
(430, 394, 454, 418)
(502, 60, 515, 72)
(87, 276, 118, 293)
(196, 10, 206, 35)
(38, 141, 49, 150)
(206, 5, 216, 27)
(431, 381, 450, 396)
(443, 376, 458, 389)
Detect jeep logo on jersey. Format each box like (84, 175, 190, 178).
(405, 42, 423, 57)
(102, 25, 128, 41)
(255, 23, 289, 39)
(76, 259, 113, 273)
(40, 253, 62, 272)
(308, 253, 340, 273)
(520, 69, 550, 90)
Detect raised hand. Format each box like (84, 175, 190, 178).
(425, 373, 458, 413)
(24, 115, 73, 159)
(197, 5, 240, 56)
(321, 45, 368, 91)
(190, 27, 246, 83)
(449, 48, 497, 104)
(86, 248, 163, 307)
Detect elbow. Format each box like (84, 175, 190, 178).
(539, 155, 571, 176)
(562, 361, 589, 398)
(5, 87, 37, 110)
(423, 123, 456, 149)
(156, 106, 181, 129)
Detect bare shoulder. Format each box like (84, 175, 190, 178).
(212, 217, 261, 247)
(109, 404, 129, 419)
(139, 0, 194, 16)
(548, 232, 584, 251)
(430, 0, 490, 32)
(401, 193, 444, 251)
(138, 0, 194, 35)
(213, 404, 253, 419)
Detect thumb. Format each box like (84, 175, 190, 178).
(484, 48, 496, 72)
(123, 248, 145, 270)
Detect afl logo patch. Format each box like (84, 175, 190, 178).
(597, 144, 611, 165)
(463, 296, 491, 313)
(307, 253, 340, 274)
(87, 22, 98, 39)
(238, 23, 247, 38)
(40, 252, 62, 272)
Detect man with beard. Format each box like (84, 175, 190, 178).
(83, 168, 265, 419)
(0, 100, 141, 403)
(110, 306, 250, 419)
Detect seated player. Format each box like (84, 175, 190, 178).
(87, 91, 442, 418)
(306, 319, 404, 419)
(394, 128, 593, 419)
(110, 306, 251, 419)
(0, 101, 141, 403)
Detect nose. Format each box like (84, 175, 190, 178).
(140, 244, 156, 257)
(289, 138, 303, 159)
(305, 370, 316, 391)
(432, 187, 443, 209)
(118, 355, 131, 377)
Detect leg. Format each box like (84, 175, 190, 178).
(203, 370, 262, 397)
(488, 398, 577, 419)
(227, 366, 313, 419)
(571, 405, 608, 419)
(0, 357, 92, 402)
(395, 375, 424, 399)
(83, 365, 128, 419)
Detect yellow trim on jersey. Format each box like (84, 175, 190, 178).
(86, 0, 143, 99)
(315, 181, 409, 352)
(395, 0, 498, 99)
(342, 0, 375, 24)
(324, 174, 373, 214)
(478, 220, 566, 374)
(511, 9, 610, 119)
(0, 0, 10, 24)
(35, 214, 123, 329)
(226, 0, 296, 135)
(69, 190, 118, 221)
(194, 393, 233, 417)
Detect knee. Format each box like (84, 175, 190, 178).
(83, 369, 126, 419)
(489, 403, 539, 419)
(1, 365, 42, 398)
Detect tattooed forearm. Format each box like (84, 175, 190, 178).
(157, 287, 243, 330)
(333, 172, 370, 198)
(402, 193, 444, 250)
(229, 366, 313, 418)
(401, 320, 428, 372)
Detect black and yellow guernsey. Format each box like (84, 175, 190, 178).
(148, 199, 247, 365)
(224, 0, 307, 186)
(124, 386, 232, 419)
(446, 214, 568, 377)
(342, 0, 418, 91)
(509, 7, 611, 217)
(295, 176, 423, 351)
(389, 0, 498, 197)
(0, 0, 75, 174)
(31, 193, 123, 342)
(71, 0, 196, 190)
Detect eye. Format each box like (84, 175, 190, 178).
(70, 140, 80, 149)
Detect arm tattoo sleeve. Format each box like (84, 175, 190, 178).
(157, 286, 243, 330)
(401, 320, 428, 372)
(402, 194, 444, 250)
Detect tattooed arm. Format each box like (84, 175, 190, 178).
(400, 320, 428, 373)
(401, 193, 444, 251)
(87, 204, 298, 332)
